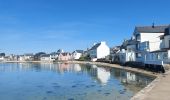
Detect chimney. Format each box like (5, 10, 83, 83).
(101, 41, 106, 45)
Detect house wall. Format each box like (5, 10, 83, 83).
(164, 35, 170, 48)
(140, 33, 164, 51)
(73, 53, 82, 60)
(140, 33, 164, 42)
(97, 43, 110, 59)
(127, 45, 136, 52)
(58, 54, 71, 61)
(168, 50, 170, 59)
(126, 52, 136, 62)
(19, 56, 24, 61)
(90, 49, 97, 58)
(51, 55, 58, 59)
(0, 57, 4, 61)
(24, 56, 34, 61)
(145, 51, 170, 64)
(41, 57, 52, 61)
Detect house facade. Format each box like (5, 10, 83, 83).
(133, 25, 167, 63)
(113, 24, 170, 68)
(19, 53, 34, 61)
(145, 25, 170, 65)
(58, 52, 71, 61)
(89, 41, 110, 61)
(40, 54, 55, 62)
(112, 39, 137, 64)
(72, 50, 84, 60)
(0, 53, 5, 61)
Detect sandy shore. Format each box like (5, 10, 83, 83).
(1, 60, 168, 100)
(67, 61, 158, 77)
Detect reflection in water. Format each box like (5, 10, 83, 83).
(0, 62, 155, 100)
(90, 65, 111, 85)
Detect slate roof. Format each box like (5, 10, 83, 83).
(90, 43, 101, 50)
(41, 54, 50, 57)
(126, 39, 138, 46)
(164, 25, 170, 36)
(60, 52, 71, 56)
(74, 50, 84, 53)
(134, 25, 169, 33)
(57, 49, 64, 53)
(120, 39, 138, 49)
(24, 53, 34, 56)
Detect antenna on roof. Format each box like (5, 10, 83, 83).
(152, 22, 155, 28)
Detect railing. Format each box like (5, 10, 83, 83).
(144, 60, 163, 65)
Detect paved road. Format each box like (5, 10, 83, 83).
(132, 70, 170, 100)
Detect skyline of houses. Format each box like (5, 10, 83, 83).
(0, 24, 170, 70)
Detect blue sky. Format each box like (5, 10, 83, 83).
(0, 0, 170, 54)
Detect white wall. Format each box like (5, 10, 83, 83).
(73, 53, 82, 60)
(0, 57, 4, 61)
(140, 33, 164, 51)
(97, 42, 110, 59)
(41, 56, 53, 61)
(168, 50, 170, 59)
(140, 33, 164, 42)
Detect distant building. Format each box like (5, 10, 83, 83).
(0, 53, 5, 61)
(72, 50, 84, 60)
(18, 53, 34, 61)
(50, 52, 59, 60)
(57, 49, 64, 53)
(40, 54, 55, 62)
(58, 52, 71, 61)
(34, 52, 46, 61)
(89, 41, 110, 61)
(24, 53, 34, 61)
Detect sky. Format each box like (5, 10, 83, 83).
(0, 0, 170, 54)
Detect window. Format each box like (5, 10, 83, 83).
(156, 53, 161, 60)
(163, 52, 168, 59)
(136, 53, 142, 58)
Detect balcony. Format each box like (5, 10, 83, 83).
(136, 41, 149, 51)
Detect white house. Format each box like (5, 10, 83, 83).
(40, 54, 55, 62)
(89, 41, 110, 61)
(72, 50, 84, 60)
(133, 25, 167, 63)
(50, 52, 59, 60)
(0, 53, 5, 61)
(19, 53, 34, 61)
(118, 39, 137, 64)
(113, 24, 170, 68)
(145, 25, 170, 65)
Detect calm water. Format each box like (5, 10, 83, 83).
(0, 63, 155, 100)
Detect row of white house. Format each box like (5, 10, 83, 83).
(40, 50, 84, 62)
(112, 24, 170, 66)
(0, 49, 85, 62)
